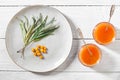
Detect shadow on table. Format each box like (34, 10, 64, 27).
(91, 39, 120, 75)
(32, 15, 80, 75)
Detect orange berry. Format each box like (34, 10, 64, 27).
(40, 48, 44, 52)
(36, 50, 40, 53)
(37, 45, 41, 49)
(33, 53, 37, 56)
(36, 47, 39, 50)
(43, 47, 47, 50)
(43, 49, 47, 53)
(40, 46, 44, 49)
(40, 55, 44, 59)
(37, 52, 42, 56)
(32, 48, 36, 52)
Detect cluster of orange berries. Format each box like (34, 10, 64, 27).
(31, 45, 47, 59)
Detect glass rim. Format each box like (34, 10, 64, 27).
(78, 43, 102, 67)
(92, 22, 116, 45)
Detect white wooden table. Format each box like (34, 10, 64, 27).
(0, 1, 120, 80)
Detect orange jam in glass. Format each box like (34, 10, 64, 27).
(93, 22, 116, 45)
(78, 44, 101, 67)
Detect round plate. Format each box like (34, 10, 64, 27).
(5, 5, 72, 72)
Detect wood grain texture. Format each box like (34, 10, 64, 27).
(0, 2, 120, 80)
(1, 39, 120, 72)
(0, 0, 119, 5)
(0, 72, 120, 80)
(0, 7, 23, 38)
(0, 6, 120, 38)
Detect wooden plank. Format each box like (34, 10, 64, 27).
(0, 7, 24, 38)
(0, 0, 119, 5)
(0, 72, 119, 80)
(1, 39, 120, 72)
(0, 6, 120, 38)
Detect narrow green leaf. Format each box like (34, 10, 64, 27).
(46, 17, 56, 26)
(18, 13, 60, 57)
(24, 16, 29, 31)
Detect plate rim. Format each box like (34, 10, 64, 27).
(5, 5, 73, 72)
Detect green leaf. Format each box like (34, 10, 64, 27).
(18, 13, 60, 57)
(31, 16, 48, 40)
(24, 16, 29, 31)
(46, 17, 56, 26)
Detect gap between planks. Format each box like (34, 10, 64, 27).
(1, 38, 120, 40)
(1, 70, 120, 73)
(0, 5, 120, 7)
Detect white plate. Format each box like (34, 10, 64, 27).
(5, 5, 72, 72)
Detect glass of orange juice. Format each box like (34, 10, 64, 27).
(78, 44, 101, 67)
(93, 22, 116, 45)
